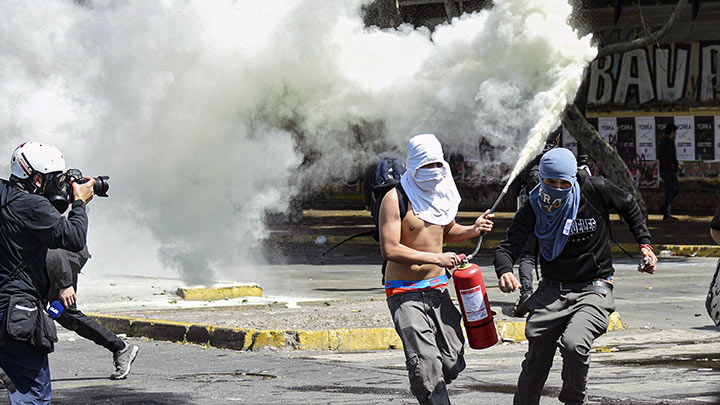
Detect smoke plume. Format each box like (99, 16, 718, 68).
(0, 0, 594, 283)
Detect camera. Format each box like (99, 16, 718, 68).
(65, 169, 110, 197)
(44, 168, 110, 213)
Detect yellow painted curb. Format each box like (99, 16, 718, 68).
(495, 312, 625, 343)
(176, 284, 263, 301)
(89, 311, 626, 351)
(608, 312, 627, 331)
(656, 244, 720, 258)
(496, 320, 527, 343)
(334, 328, 402, 351)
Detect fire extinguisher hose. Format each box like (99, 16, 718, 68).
(464, 185, 508, 262)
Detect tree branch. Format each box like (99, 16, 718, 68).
(444, 0, 460, 21)
(367, 0, 403, 29)
(597, 0, 688, 58)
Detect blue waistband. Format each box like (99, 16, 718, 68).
(385, 275, 448, 289)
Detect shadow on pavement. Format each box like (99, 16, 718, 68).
(691, 325, 720, 331)
(0, 386, 195, 405)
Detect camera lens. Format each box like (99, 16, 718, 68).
(94, 176, 110, 197)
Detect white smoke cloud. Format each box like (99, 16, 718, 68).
(0, 0, 594, 283)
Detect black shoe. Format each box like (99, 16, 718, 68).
(513, 293, 532, 317)
(663, 215, 679, 221)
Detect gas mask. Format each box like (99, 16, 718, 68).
(40, 169, 110, 213)
(41, 171, 71, 213)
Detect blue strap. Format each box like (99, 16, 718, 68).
(385, 275, 448, 289)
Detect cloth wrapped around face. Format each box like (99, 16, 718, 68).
(529, 147, 581, 261)
(400, 134, 461, 226)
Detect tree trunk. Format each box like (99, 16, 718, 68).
(375, 0, 403, 29)
(444, 0, 460, 21)
(562, 104, 648, 216)
(563, 0, 687, 217)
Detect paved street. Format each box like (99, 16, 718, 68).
(2, 256, 720, 404)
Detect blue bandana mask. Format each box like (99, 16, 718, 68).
(538, 182, 572, 212)
(529, 148, 581, 261)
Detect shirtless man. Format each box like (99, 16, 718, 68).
(379, 134, 494, 405)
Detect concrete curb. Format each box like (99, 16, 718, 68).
(280, 231, 720, 257)
(176, 284, 263, 301)
(654, 244, 720, 257)
(88, 312, 626, 351)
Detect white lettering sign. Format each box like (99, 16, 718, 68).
(598, 117, 617, 146)
(614, 49, 655, 104)
(635, 117, 656, 161)
(674, 116, 695, 161)
(714, 116, 720, 161)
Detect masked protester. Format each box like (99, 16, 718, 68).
(0, 142, 94, 404)
(505, 132, 561, 317)
(378, 134, 495, 404)
(494, 147, 658, 404)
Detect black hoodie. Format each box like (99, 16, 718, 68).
(494, 171, 651, 283)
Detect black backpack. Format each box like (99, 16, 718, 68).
(322, 153, 409, 255)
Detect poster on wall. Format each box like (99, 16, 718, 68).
(674, 116, 695, 161)
(597, 117, 617, 147)
(695, 116, 715, 160)
(561, 126, 578, 156)
(616, 117, 636, 162)
(715, 116, 720, 161)
(637, 160, 659, 188)
(635, 116, 656, 161)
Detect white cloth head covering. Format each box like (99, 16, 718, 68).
(400, 134, 461, 226)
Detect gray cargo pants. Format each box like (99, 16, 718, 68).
(514, 279, 615, 405)
(387, 288, 466, 405)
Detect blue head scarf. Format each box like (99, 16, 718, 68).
(528, 148, 580, 261)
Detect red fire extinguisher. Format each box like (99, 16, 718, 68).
(449, 176, 509, 349)
(453, 255, 498, 349)
(452, 254, 498, 349)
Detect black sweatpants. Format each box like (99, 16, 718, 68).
(47, 248, 125, 354)
(514, 279, 615, 405)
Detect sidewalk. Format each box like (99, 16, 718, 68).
(84, 272, 568, 352)
(82, 210, 717, 353)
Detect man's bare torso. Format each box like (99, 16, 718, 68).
(385, 201, 447, 282)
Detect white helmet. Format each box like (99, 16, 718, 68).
(10, 142, 66, 179)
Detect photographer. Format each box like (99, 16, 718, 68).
(47, 247, 138, 379)
(0, 142, 93, 403)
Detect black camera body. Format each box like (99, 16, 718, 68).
(44, 168, 110, 213)
(65, 169, 110, 197)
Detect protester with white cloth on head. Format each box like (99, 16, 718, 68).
(378, 133, 494, 405)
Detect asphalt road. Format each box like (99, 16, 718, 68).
(2, 257, 720, 404)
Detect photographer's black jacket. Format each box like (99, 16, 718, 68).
(0, 180, 88, 309)
(494, 172, 651, 283)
